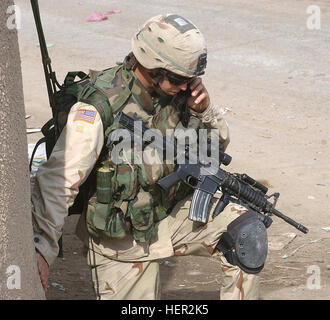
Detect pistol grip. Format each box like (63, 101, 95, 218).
(157, 172, 180, 193)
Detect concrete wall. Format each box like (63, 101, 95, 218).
(0, 0, 45, 299)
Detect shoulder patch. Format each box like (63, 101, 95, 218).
(74, 109, 97, 124)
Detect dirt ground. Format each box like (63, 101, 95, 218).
(16, 0, 329, 300)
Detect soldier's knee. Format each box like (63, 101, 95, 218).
(216, 209, 271, 274)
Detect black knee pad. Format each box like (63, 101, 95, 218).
(216, 209, 272, 274)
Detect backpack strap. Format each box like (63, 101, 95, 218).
(77, 83, 112, 129)
(63, 71, 89, 87)
(78, 65, 132, 130)
(92, 64, 132, 114)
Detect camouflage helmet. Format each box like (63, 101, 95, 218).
(132, 14, 207, 78)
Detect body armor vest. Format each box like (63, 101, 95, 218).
(85, 64, 193, 242)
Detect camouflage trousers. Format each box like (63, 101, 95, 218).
(87, 195, 260, 300)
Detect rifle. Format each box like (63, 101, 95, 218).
(114, 111, 309, 234)
(30, 0, 62, 140)
(30, 0, 64, 257)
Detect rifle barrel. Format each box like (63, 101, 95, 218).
(271, 208, 309, 234)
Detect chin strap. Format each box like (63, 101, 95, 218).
(123, 52, 138, 71)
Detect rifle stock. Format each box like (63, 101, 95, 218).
(157, 171, 181, 193)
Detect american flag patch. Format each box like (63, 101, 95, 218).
(74, 109, 96, 124)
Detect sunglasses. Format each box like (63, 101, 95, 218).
(159, 69, 192, 86)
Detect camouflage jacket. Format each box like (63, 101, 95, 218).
(31, 62, 230, 265)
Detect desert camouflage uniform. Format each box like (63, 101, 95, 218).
(87, 195, 260, 300)
(31, 60, 259, 299)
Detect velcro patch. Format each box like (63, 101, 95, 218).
(74, 109, 96, 124)
(165, 14, 195, 33)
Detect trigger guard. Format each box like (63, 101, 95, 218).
(186, 175, 198, 188)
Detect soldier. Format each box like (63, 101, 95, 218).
(32, 14, 264, 300)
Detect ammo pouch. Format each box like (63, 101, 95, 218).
(216, 209, 271, 274)
(86, 160, 138, 240)
(86, 202, 129, 240)
(126, 192, 156, 242)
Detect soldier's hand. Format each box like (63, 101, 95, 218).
(36, 250, 49, 292)
(187, 77, 210, 113)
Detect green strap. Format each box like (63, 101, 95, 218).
(92, 64, 131, 114)
(78, 83, 97, 101)
(64, 71, 88, 86)
(78, 65, 133, 131)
